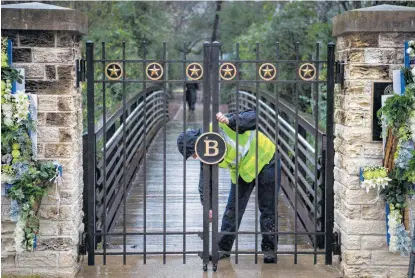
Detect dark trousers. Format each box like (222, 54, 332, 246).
(218, 156, 281, 252)
(186, 88, 196, 111)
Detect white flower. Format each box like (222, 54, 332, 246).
(2, 103, 13, 112)
(409, 41, 415, 47)
(3, 91, 11, 101)
(389, 235, 398, 252)
(3, 117, 14, 126)
(15, 111, 28, 123)
(1, 173, 13, 183)
(407, 48, 414, 56)
(411, 67, 415, 78)
(14, 91, 27, 103)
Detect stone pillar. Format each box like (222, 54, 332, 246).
(1, 3, 87, 277)
(332, 5, 415, 278)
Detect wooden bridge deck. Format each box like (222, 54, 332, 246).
(105, 93, 312, 255)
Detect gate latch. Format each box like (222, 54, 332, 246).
(333, 231, 341, 255)
(76, 59, 86, 88)
(335, 60, 345, 88)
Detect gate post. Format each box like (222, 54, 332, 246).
(332, 5, 415, 278)
(1, 3, 87, 277)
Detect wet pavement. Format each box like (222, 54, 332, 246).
(77, 255, 342, 277)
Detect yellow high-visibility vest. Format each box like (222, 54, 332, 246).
(211, 123, 275, 183)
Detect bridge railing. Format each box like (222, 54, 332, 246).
(83, 86, 168, 244)
(228, 88, 326, 247)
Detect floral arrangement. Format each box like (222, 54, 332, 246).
(1, 38, 60, 252)
(360, 166, 391, 194)
(373, 40, 415, 256)
(388, 205, 411, 256)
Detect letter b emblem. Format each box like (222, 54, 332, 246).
(195, 132, 227, 164)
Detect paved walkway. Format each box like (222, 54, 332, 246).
(77, 255, 341, 277)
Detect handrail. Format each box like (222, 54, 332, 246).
(83, 86, 167, 239)
(95, 86, 163, 140)
(238, 86, 326, 135)
(235, 90, 316, 154)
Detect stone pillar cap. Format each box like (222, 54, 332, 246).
(1, 2, 87, 35)
(333, 4, 415, 37)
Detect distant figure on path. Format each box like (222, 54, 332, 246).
(185, 82, 198, 111)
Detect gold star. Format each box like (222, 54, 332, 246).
(108, 65, 120, 77)
(301, 65, 314, 78)
(149, 65, 161, 77)
(222, 65, 234, 77)
(262, 65, 273, 77)
(189, 65, 201, 77)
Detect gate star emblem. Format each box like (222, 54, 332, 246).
(219, 63, 237, 80)
(105, 63, 123, 81)
(299, 63, 316, 81)
(258, 63, 276, 81)
(186, 63, 203, 80)
(146, 62, 164, 80)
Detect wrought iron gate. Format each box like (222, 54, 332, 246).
(82, 40, 336, 270)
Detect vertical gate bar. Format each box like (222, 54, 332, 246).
(235, 42, 240, 265)
(86, 41, 96, 266)
(255, 42, 259, 264)
(182, 41, 187, 264)
(294, 42, 300, 264)
(274, 41, 280, 264)
(101, 41, 108, 265)
(313, 42, 320, 265)
(163, 41, 167, 265)
(143, 41, 148, 264)
(211, 41, 220, 266)
(202, 42, 211, 266)
(122, 41, 127, 265)
(325, 42, 336, 265)
(75, 59, 80, 88)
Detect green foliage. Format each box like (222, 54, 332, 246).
(402, 67, 414, 86)
(380, 169, 413, 209)
(1, 38, 23, 84)
(377, 94, 414, 135)
(404, 151, 415, 183)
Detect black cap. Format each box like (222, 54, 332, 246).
(177, 128, 201, 160)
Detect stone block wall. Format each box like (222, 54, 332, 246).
(1, 3, 87, 277)
(332, 5, 415, 278)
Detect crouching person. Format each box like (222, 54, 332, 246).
(177, 109, 280, 263)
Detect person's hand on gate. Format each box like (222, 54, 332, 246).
(216, 112, 229, 125)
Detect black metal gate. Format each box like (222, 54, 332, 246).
(81, 40, 336, 270)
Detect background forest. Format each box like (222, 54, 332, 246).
(4, 1, 415, 130)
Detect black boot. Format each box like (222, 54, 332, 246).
(263, 253, 276, 264)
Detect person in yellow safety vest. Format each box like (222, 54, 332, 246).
(177, 109, 280, 264)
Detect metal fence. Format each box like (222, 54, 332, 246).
(82, 40, 335, 270)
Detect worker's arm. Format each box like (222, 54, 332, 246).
(216, 109, 256, 133)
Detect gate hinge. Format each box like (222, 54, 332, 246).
(78, 231, 87, 255)
(335, 60, 345, 88)
(333, 231, 341, 255)
(76, 59, 86, 88)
